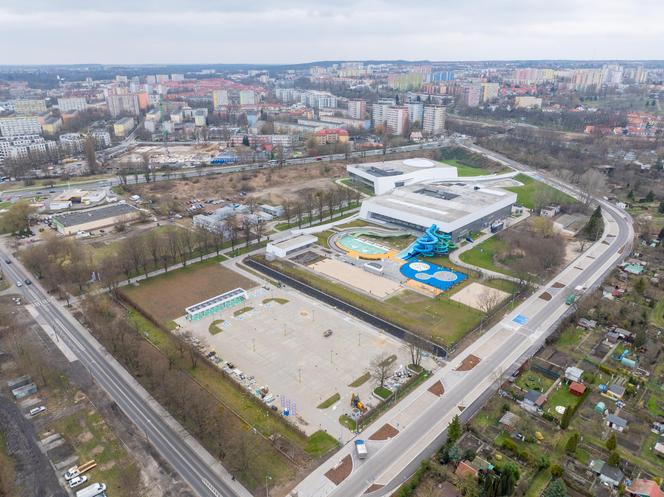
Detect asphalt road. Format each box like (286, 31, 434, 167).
(0, 139, 448, 200)
(290, 143, 634, 497)
(0, 250, 251, 497)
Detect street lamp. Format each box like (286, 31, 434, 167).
(265, 475, 272, 497)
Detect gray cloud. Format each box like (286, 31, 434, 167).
(1, 0, 663, 64)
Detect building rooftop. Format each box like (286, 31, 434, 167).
(268, 234, 317, 251)
(52, 203, 137, 228)
(350, 157, 453, 177)
(366, 181, 516, 226)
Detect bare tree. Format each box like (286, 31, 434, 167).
(579, 169, 607, 207)
(407, 342, 423, 368)
(370, 352, 393, 388)
(477, 287, 501, 315)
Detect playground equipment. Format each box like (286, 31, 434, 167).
(402, 224, 456, 260)
(351, 393, 367, 412)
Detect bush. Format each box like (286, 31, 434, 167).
(550, 464, 563, 477)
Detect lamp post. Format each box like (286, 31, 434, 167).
(265, 475, 272, 497)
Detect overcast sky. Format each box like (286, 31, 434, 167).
(1, 0, 663, 65)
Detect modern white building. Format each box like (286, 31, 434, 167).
(0, 116, 42, 137)
(359, 181, 517, 241)
(266, 234, 317, 258)
(347, 157, 457, 195)
(422, 105, 446, 135)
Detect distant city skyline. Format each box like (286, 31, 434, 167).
(1, 0, 663, 65)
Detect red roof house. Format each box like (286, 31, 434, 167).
(569, 382, 586, 396)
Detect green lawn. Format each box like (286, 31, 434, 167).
(515, 371, 555, 393)
(258, 256, 484, 347)
(459, 236, 515, 276)
(318, 393, 341, 409)
(506, 174, 576, 209)
(209, 319, 224, 335)
(339, 178, 375, 196)
(650, 297, 664, 329)
(525, 470, 551, 497)
(274, 205, 359, 231)
(441, 159, 491, 177)
(545, 386, 582, 417)
(305, 430, 339, 457)
(374, 386, 393, 400)
(348, 372, 371, 387)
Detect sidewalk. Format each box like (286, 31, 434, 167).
(449, 211, 530, 284)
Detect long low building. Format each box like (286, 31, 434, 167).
(347, 157, 457, 195)
(266, 234, 317, 258)
(51, 203, 140, 235)
(359, 181, 516, 241)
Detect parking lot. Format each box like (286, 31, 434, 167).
(176, 285, 432, 441)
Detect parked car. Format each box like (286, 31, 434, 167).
(24, 279, 31, 285)
(68, 476, 88, 488)
(4, 259, 11, 264)
(29, 406, 46, 416)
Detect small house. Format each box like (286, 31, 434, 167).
(455, 461, 478, 480)
(541, 205, 561, 217)
(569, 382, 586, 396)
(499, 411, 521, 432)
(578, 318, 597, 330)
(654, 435, 664, 457)
(565, 366, 584, 383)
(522, 390, 546, 410)
(626, 479, 664, 497)
(600, 464, 624, 488)
(606, 413, 628, 432)
(589, 459, 605, 475)
(604, 384, 626, 401)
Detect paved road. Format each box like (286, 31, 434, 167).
(0, 248, 252, 497)
(1, 139, 449, 200)
(290, 143, 633, 497)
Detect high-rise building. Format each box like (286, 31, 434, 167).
(460, 84, 481, 107)
(106, 94, 140, 117)
(422, 105, 446, 135)
(212, 90, 229, 109)
(58, 97, 88, 113)
(372, 99, 394, 129)
(406, 102, 424, 125)
(480, 83, 500, 103)
(12, 99, 47, 115)
(430, 71, 455, 82)
(239, 90, 257, 106)
(347, 99, 366, 120)
(170, 74, 185, 82)
(387, 73, 424, 90)
(386, 106, 408, 135)
(0, 116, 42, 137)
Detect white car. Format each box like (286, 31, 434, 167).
(68, 475, 88, 488)
(16, 281, 22, 287)
(29, 406, 46, 416)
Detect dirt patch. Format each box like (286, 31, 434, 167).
(552, 282, 565, 288)
(369, 423, 399, 441)
(77, 431, 93, 443)
(365, 483, 384, 493)
(539, 292, 552, 301)
(99, 461, 116, 471)
(456, 354, 481, 371)
(120, 263, 256, 322)
(450, 282, 509, 311)
(428, 380, 445, 397)
(325, 454, 353, 485)
(91, 445, 104, 456)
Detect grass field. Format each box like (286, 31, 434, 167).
(51, 408, 141, 496)
(441, 159, 491, 177)
(506, 174, 576, 209)
(258, 256, 484, 347)
(120, 257, 255, 324)
(650, 296, 664, 329)
(458, 236, 515, 276)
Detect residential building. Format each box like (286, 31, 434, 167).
(106, 94, 140, 117)
(193, 109, 207, 126)
(314, 128, 349, 145)
(170, 73, 185, 82)
(90, 130, 111, 148)
(514, 96, 543, 109)
(59, 133, 87, 154)
(12, 99, 47, 115)
(347, 99, 367, 120)
(212, 89, 229, 109)
(0, 116, 42, 137)
(387, 72, 424, 90)
(481, 83, 500, 102)
(372, 99, 394, 129)
(113, 117, 136, 137)
(300, 90, 337, 109)
(406, 102, 424, 126)
(460, 84, 481, 107)
(386, 106, 408, 135)
(422, 105, 446, 135)
(57, 97, 88, 113)
(0, 134, 57, 163)
(239, 90, 256, 106)
(41, 116, 63, 136)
